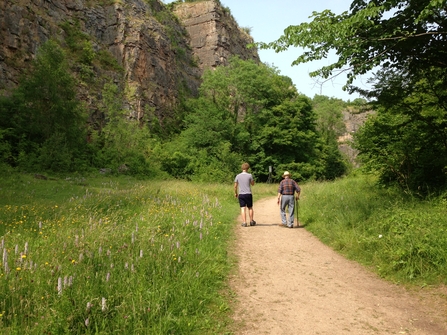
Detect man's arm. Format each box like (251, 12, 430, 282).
(277, 181, 282, 204)
(234, 182, 238, 197)
(295, 181, 301, 200)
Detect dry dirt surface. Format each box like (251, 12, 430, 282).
(229, 197, 447, 335)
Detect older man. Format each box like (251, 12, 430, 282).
(277, 171, 301, 228)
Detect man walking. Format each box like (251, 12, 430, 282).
(234, 163, 256, 227)
(277, 171, 301, 228)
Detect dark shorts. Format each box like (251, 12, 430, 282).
(238, 194, 253, 208)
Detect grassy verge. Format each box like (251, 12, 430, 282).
(0, 171, 273, 334)
(3, 170, 445, 333)
(300, 172, 447, 286)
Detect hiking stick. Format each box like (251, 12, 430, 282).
(294, 198, 300, 228)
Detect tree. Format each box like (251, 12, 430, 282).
(259, 0, 447, 94)
(0, 39, 87, 171)
(354, 68, 447, 191)
(312, 95, 346, 145)
(259, 0, 447, 191)
(161, 57, 342, 182)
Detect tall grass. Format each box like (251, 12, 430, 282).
(300, 173, 447, 285)
(3, 170, 445, 333)
(0, 171, 273, 334)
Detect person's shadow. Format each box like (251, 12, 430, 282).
(252, 223, 306, 228)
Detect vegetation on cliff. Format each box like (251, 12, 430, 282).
(0, 42, 349, 182)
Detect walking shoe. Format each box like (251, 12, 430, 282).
(241, 223, 248, 227)
(250, 220, 256, 226)
(287, 225, 293, 228)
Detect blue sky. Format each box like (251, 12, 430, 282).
(164, 0, 368, 101)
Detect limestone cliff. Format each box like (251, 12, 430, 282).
(173, 1, 259, 71)
(338, 109, 375, 166)
(0, 0, 259, 127)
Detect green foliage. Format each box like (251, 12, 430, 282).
(311, 95, 349, 180)
(241, 26, 252, 35)
(302, 173, 447, 285)
(162, 57, 343, 182)
(312, 95, 346, 144)
(0, 171, 263, 333)
(60, 20, 94, 65)
(0, 128, 12, 165)
(259, 1, 446, 91)
(259, 0, 447, 191)
(0, 40, 88, 172)
(61, 20, 123, 74)
(95, 50, 123, 72)
(89, 82, 161, 176)
(354, 68, 447, 193)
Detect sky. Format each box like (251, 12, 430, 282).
(164, 0, 370, 101)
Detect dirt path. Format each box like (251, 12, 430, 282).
(230, 197, 447, 335)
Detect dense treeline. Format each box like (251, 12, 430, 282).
(261, 0, 447, 193)
(0, 39, 349, 183)
(3, 0, 446, 194)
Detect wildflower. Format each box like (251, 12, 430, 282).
(379, 234, 383, 238)
(3, 249, 7, 264)
(16, 267, 21, 271)
(101, 297, 107, 311)
(21, 254, 26, 259)
(57, 277, 62, 295)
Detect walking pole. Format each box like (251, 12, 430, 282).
(294, 197, 300, 228)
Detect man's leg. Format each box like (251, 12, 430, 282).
(240, 206, 247, 226)
(288, 198, 295, 227)
(248, 207, 256, 225)
(280, 198, 287, 225)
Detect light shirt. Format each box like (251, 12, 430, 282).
(234, 172, 253, 194)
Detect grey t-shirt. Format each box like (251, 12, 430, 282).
(234, 172, 253, 194)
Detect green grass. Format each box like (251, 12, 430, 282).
(300, 172, 447, 286)
(2, 170, 446, 333)
(0, 171, 274, 334)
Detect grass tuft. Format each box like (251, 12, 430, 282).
(0, 172, 275, 334)
(301, 173, 447, 286)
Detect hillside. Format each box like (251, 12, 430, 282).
(0, 0, 259, 126)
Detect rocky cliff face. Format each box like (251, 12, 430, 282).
(173, 1, 259, 71)
(0, 0, 258, 126)
(338, 109, 374, 166)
